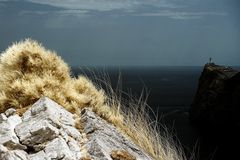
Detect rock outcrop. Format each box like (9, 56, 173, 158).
(189, 63, 240, 126)
(0, 97, 152, 160)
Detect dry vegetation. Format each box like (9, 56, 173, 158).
(0, 39, 186, 160)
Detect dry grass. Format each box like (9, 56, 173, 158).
(111, 150, 136, 160)
(0, 39, 117, 120)
(0, 39, 187, 160)
(86, 71, 187, 160)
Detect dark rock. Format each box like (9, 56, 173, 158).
(189, 63, 240, 127)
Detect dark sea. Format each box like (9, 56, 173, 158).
(71, 66, 238, 160)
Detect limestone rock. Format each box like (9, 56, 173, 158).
(15, 97, 81, 147)
(0, 112, 26, 150)
(28, 151, 46, 160)
(21, 97, 75, 126)
(67, 138, 82, 159)
(44, 137, 75, 159)
(16, 119, 59, 146)
(4, 108, 16, 117)
(0, 113, 7, 123)
(81, 109, 153, 160)
(0, 150, 28, 160)
(0, 144, 8, 155)
(0, 97, 153, 160)
(1, 97, 83, 160)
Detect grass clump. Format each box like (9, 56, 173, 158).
(0, 39, 112, 117)
(0, 39, 186, 160)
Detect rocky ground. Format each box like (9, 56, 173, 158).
(0, 97, 152, 160)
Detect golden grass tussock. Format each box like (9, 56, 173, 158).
(0, 39, 108, 115)
(0, 39, 187, 160)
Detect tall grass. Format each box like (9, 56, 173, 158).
(78, 68, 187, 160)
(0, 39, 187, 160)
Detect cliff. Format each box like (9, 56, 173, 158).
(0, 97, 152, 160)
(190, 63, 240, 126)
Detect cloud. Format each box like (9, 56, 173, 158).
(19, 9, 89, 17)
(26, 0, 134, 11)
(0, 0, 228, 20)
(25, 0, 181, 11)
(134, 10, 228, 19)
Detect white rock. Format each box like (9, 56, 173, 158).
(22, 97, 75, 126)
(0, 144, 8, 155)
(0, 114, 26, 150)
(28, 151, 47, 160)
(87, 139, 112, 160)
(44, 137, 75, 160)
(7, 115, 22, 127)
(0, 97, 152, 160)
(15, 97, 79, 147)
(0, 113, 7, 123)
(15, 119, 59, 146)
(4, 108, 16, 117)
(0, 150, 28, 160)
(62, 125, 82, 141)
(59, 128, 69, 141)
(81, 109, 153, 160)
(67, 138, 82, 159)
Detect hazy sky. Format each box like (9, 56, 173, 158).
(0, 0, 239, 66)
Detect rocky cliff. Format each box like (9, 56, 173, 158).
(0, 97, 152, 160)
(189, 63, 240, 126)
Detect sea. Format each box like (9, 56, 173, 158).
(71, 66, 239, 160)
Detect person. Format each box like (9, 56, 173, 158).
(209, 57, 212, 63)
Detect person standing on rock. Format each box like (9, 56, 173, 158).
(209, 57, 212, 63)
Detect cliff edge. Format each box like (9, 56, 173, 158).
(189, 63, 240, 127)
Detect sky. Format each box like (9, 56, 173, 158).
(0, 0, 239, 66)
